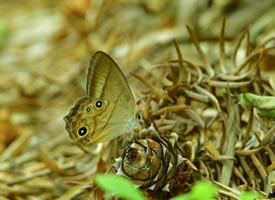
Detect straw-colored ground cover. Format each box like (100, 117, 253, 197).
(0, 0, 274, 199)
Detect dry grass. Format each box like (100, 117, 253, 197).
(0, 0, 274, 199)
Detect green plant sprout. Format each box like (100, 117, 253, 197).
(95, 174, 263, 200)
(170, 180, 216, 200)
(95, 174, 145, 200)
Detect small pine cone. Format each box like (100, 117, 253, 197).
(114, 127, 196, 194)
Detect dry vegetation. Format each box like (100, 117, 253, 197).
(0, 0, 274, 199)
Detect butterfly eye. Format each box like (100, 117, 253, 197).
(78, 127, 87, 136)
(86, 107, 91, 112)
(95, 101, 103, 108)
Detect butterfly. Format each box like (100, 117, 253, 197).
(64, 51, 137, 146)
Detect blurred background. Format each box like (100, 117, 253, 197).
(0, 0, 274, 199)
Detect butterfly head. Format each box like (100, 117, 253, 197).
(64, 97, 108, 146)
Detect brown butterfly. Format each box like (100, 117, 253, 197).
(64, 51, 137, 146)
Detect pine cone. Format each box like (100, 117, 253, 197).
(113, 125, 196, 195)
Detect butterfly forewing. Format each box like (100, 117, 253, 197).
(86, 51, 136, 119)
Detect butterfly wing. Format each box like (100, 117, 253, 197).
(86, 51, 136, 143)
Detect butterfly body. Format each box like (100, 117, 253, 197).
(64, 51, 137, 146)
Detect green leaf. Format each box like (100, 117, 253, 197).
(170, 181, 217, 200)
(235, 93, 275, 110)
(190, 181, 217, 200)
(258, 109, 275, 120)
(231, 93, 275, 120)
(240, 191, 262, 200)
(95, 174, 145, 200)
